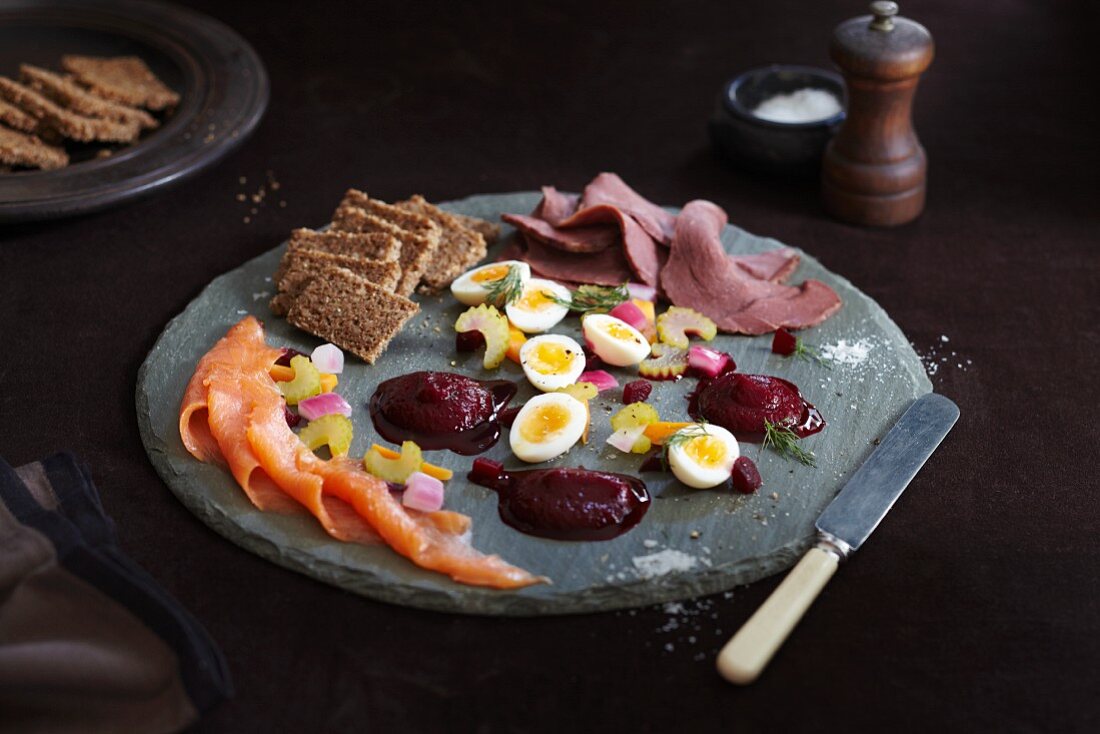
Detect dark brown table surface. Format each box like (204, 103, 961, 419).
(2, 1, 1097, 731)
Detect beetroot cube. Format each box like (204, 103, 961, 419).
(731, 456, 762, 494)
(771, 329, 797, 356)
(456, 330, 486, 352)
(623, 380, 653, 404)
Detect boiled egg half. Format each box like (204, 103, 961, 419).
(505, 278, 570, 333)
(519, 334, 586, 392)
(450, 261, 531, 306)
(509, 392, 588, 463)
(582, 313, 651, 367)
(667, 424, 740, 489)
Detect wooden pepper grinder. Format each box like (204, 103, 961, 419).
(822, 1, 934, 226)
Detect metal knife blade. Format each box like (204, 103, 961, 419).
(815, 393, 959, 554)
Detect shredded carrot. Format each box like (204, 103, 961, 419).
(370, 444, 454, 481)
(505, 325, 527, 364)
(269, 364, 294, 381)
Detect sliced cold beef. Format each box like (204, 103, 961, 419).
(501, 212, 618, 253)
(579, 172, 677, 245)
(661, 201, 841, 334)
(731, 249, 801, 283)
(534, 186, 580, 225)
(519, 234, 635, 286)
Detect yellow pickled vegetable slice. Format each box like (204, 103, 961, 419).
(298, 414, 353, 457)
(610, 402, 660, 432)
(370, 444, 453, 481)
(279, 355, 322, 405)
(320, 373, 338, 393)
(557, 381, 598, 402)
(657, 306, 717, 349)
(363, 440, 423, 483)
(455, 304, 510, 369)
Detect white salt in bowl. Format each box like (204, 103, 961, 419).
(709, 64, 846, 178)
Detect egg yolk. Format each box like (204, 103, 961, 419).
(519, 403, 572, 443)
(684, 435, 727, 468)
(527, 342, 576, 375)
(604, 322, 640, 343)
(516, 287, 555, 312)
(471, 264, 511, 284)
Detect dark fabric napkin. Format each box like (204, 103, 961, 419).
(0, 452, 232, 733)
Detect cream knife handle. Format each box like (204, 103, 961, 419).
(716, 545, 840, 684)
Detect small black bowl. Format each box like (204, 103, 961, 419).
(709, 65, 846, 178)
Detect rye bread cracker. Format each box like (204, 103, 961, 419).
(396, 194, 488, 291)
(451, 212, 502, 245)
(0, 77, 140, 143)
(61, 55, 179, 111)
(0, 98, 38, 133)
(332, 192, 442, 296)
(270, 249, 400, 316)
(287, 228, 401, 262)
(286, 266, 420, 364)
(0, 124, 69, 170)
(20, 64, 158, 130)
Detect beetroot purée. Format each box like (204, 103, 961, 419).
(690, 373, 824, 438)
(771, 329, 797, 356)
(468, 463, 650, 541)
(369, 371, 516, 455)
(622, 380, 653, 404)
(730, 457, 762, 494)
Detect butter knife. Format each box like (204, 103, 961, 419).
(716, 392, 960, 684)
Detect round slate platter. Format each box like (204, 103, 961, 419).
(0, 0, 267, 222)
(137, 192, 931, 616)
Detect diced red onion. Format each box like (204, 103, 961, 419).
(688, 345, 731, 378)
(626, 283, 657, 302)
(402, 471, 445, 512)
(578, 370, 619, 392)
(310, 343, 344, 374)
(608, 301, 648, 331)
(606, 425, 646, 453)
(297, 392, 353, 421)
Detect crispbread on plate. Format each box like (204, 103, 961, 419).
(270, 249, 401, 316)
(286, 265, 420, 365)
(61, 55, 180, 111)
(397, 194, 488, 292)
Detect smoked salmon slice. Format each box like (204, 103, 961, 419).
(179, 316, 544, 589)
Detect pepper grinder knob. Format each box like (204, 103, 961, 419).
(822, 1, 934, 227)
(869, 1, 897, 31)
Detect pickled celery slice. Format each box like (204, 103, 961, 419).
(455, 304, 510, 369)
(298, 414, 353, 457)
(279, 355, 322, 405)
(657, 306, 717, 349)
(557, 381, 599, 402)
(363, 440, 423, 483)
(610, 402, 660, 432)
(638, 343, 689, 380)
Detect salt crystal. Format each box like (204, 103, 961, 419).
(820, 338, 872, 366)
(632, 549, 698, 579)
(752, 88, 842, 124)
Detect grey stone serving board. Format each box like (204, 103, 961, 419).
(137, 192, 931, 616)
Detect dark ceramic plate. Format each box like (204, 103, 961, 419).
(0, 0, 267, 222)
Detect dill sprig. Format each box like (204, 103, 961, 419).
(792, 338, 832, 369)
(659, 422, 710, 471)
(541, 283, 629, 314)
(762, 419, 816, 466)
(484, 265, 525, 307)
